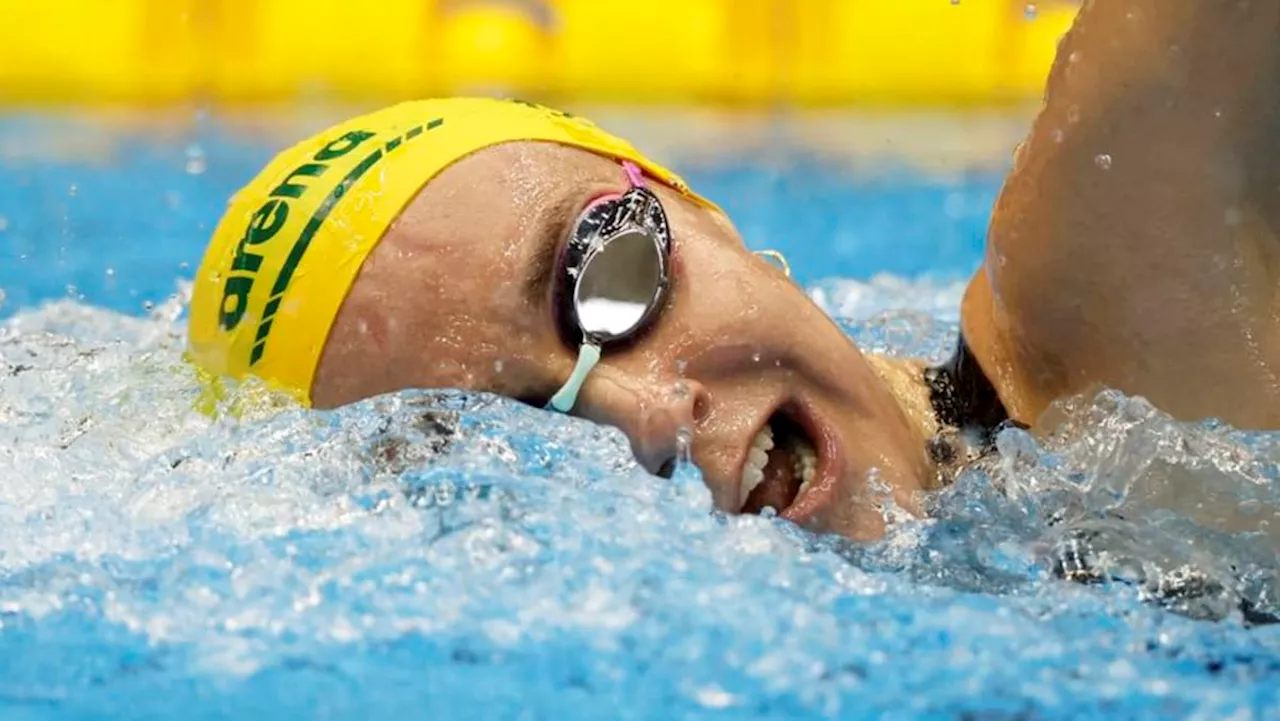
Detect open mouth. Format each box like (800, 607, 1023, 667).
(739, 409, 819, 515)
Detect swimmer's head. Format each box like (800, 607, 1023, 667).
(188, 98, 712, 401)
(188, 98, 933, 541)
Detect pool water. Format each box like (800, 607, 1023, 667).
(1, 110, 1278, 720)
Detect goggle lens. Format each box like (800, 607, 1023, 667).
(546, 162, 671, 413)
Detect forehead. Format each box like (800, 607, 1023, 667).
(358, 141, 626, 345)
(393, 141, 621, 263)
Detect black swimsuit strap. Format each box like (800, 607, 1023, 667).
(924, 333, 1014, 445)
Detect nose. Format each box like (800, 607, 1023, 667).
(574, 368, 711, 476)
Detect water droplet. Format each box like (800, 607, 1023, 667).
(493, 359, 505, 374)
(67, 184, 78, 197)
(104, 267, 114, 277)
(1094, 153, 1113, 170)
(185, 144, 207, 175)
(760, 506, 778, 519)
(672, 381, 690, 401)
(1024, 3, 1038, 20)
(64, 284, 78, 297)
(694, 685, 738, 709)
(1012, 140, 1029, 167)
(675, 359, 688, 375)
(751, 352, 762, 364)
(1067, 105, 1081, 124)
(143, 300, 155, 311)
(178, 261, 189, 271)
(675, 426, 693, 468)
(1051, 128, 1064, 144)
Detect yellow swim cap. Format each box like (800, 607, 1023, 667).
(187, 97, 713, 407)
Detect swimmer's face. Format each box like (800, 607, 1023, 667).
(314, 143, 932, 541)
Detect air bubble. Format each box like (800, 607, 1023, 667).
(434, 482, 455, 507)
(1024, 3, 1038, 20)
(1094, 153, 1113, 170)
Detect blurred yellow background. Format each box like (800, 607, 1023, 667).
(0, 0, 1077, 107)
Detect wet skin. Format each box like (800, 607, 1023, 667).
(313, 0, 1280, 541)
(313, 142, 933, 541)
(964, 0, 1280, 429)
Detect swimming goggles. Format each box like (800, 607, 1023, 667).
(546, 161, 672, 412)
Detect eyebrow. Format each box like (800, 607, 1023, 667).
(521, 186, 582, 309)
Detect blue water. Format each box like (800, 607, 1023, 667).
(1, 111, 1278, 720)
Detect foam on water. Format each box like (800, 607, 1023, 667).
(1, 278, 1278, 720)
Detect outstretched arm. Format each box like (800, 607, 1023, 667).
(963, 0, 1280, 428)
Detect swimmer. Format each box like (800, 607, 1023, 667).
(187, 0, 1280, 542)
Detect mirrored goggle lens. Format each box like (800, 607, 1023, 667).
(575, 228, 665, 341)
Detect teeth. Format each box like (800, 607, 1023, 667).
(793, 438, 818, 500)
(739, 424, 773, 504)
(739, 422, 820, 510)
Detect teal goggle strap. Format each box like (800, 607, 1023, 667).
(545, 342, 602, 413)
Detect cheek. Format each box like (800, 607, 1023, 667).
(471, 301, 563, 380)
(668, 249, 767, 337)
